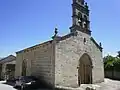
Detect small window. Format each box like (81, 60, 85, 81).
(84, 15, 87, 21)
(84, 38, 86, 44)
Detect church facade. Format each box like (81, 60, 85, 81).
(15, 0, 104, 88)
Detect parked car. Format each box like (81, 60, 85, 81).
(7, 77, 16, 82)
(6, 78, 16, 86)
(14, 76, 42, 90)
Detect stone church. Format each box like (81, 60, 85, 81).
(15, 0, 104, 88)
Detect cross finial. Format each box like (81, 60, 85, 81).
(55, 26, 58, 36)
(52, 26, 58, 39)
(99, 42, 102, 47)
(85, 2, 89, 10)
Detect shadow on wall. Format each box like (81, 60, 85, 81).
(36, 76, 54, 89)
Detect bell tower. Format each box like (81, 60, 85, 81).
(70, 0, 91, 35)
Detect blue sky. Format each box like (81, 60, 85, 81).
(0, 0, 120, 57)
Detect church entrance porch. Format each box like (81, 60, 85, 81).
(78, 53, 92, 86)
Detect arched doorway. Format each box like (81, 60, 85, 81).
(78, 53, 92, 86)
(22, 60, 27, 76)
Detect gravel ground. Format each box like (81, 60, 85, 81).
(78, 78, 120, 90)
(98, 78, 120, 90)
(56, 78, 120, 90)
(0, 78, 120, 90)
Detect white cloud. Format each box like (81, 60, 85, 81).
(103, 51, 117, 57)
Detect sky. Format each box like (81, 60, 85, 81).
(0, 0, 120, 57)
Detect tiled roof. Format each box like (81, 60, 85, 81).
(0, 55, 16, 64)
(16, 40, 53, 54)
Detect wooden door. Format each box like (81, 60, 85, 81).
(78, 54, 92, 86)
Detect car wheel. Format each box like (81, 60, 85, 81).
(20, 85, 24, 90)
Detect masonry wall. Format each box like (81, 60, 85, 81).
(15, 50, 33, 77)
(15, 41, 55, 86)
(91, 39, 104, 83)
(55, 31, 104, 87)
(31, 42, 55, 86)
(15, 52, 23, 77)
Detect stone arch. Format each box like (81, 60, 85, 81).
(78, 53, 92, 86)
(78, 12, 82, 27)
(83, 15, 88, 28)
(22, 60, 27, 76)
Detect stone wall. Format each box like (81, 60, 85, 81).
(15, 52, 23, 77)
(105, 70, 120, 80)
(55, 31, 104, 87)
(31, 41, 55, 86)
(15, 41, 55, 86)
(15, 50, 32, 76)
(91, 39, 104, 83)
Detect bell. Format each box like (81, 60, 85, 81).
(78, 19, 81, 23)
(83, 21, 86, 24)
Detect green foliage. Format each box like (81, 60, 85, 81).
(104, 55, 114, 70)
(104, 55, 120, 71)
(117, 51, 120, 58)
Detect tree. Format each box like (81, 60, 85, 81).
(104, 55, 115, 69)
(104, 54, 120, 71)
(117, 51, 120, 58)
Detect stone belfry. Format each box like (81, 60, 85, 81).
(70, 0, 91, 35)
